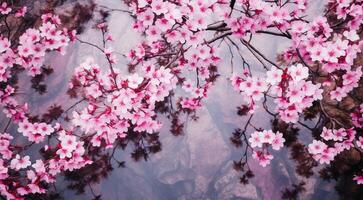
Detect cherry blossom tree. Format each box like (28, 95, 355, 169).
(0, 0, 362, 199)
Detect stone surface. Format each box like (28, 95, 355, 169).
(214, 161, 259, 200)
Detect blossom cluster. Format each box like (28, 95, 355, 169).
(0, 8, 92, 199)
(351, 104, 363, 128)
(71, 57, 177, 148)
(17, 120, 54, 143)
(248, 130, 285, 167)
(0, 129, 91, 199)
(284, 1, 363, 101)
(307, 127, 363, 185)
(18, 15, 71, 76)
(0, 85, 27, 123)
(0, 12, 72, 78)
(126, 0, 224, 111)
(227, 0, 308, 38)
(231, 64, 323, 123)
(308, 127, 358, 165)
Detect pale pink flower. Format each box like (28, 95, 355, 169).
(266, 66, 283, 85)
(271, 132, 285, 150)
(127, 74, 144, 89)
(10, 154, 31, 170)
(308, 140, 327, 155)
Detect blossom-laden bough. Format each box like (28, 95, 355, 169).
(0, 0, 362, 199)
(123, 0, 363, 189)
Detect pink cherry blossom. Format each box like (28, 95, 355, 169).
(249, 131, 263, 148)
(0, 3, 11, 15)
(308, 140, 327, 155)
(354, 175, 363, 185)
(252, 151, 274, 167)
(266, 66, 283, 85)
(10, 154, 31, 170)
(288, 64, 309, 82)
(271, 132, 285, 150)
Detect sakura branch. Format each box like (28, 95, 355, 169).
(123, 0, 363, 187)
